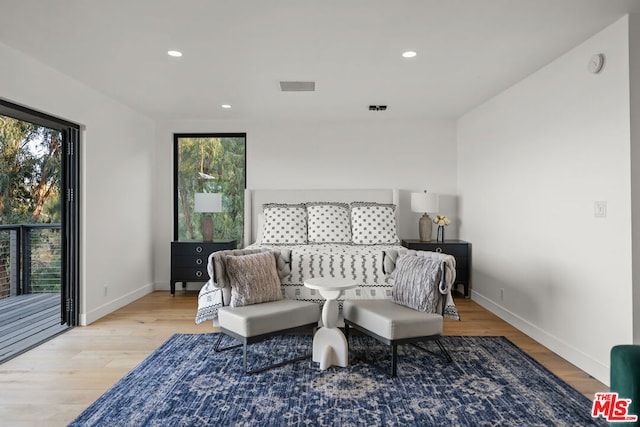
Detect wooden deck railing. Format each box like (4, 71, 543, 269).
(0, 224, 62, 299)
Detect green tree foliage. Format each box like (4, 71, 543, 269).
(177, 136, 245, 246)
(0, 114, 61, 224)
(0, 115, 62, 297)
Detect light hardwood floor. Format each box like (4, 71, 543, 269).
(0, 291, 606, 426)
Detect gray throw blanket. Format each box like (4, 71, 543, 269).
(383, 249, 460, 320)
(391, 255, 443, 314)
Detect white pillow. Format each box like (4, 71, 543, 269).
(307, 202, 351, 244)
(261, 203, 307, 245)
(350, 202, 399, 245)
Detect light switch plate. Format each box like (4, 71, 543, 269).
(594, 201, 607, 218)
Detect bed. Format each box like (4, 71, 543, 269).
(243, 188, 403, 305)
(196, 188, 459, 324)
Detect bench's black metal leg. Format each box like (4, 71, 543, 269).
(243, 342, 248, 372)
(391, 344, 398, 377)
(411, 339, 453, 363)
(213, 333, 242, 353)
(436, 339, 452, 362)
(214, 332, 223, 351)
(344, 323, 351, 364)
(217, 324, 320, 374)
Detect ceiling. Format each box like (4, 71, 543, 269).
(0, 0, 638, 122)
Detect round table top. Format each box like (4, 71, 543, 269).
(303, 277, 358, 291)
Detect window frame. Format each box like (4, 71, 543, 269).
(172, 132, 247, 242)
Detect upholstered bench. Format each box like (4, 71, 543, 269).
(343, 299, 451, 377)
(210, 249, 320, 374)
(215, 298, 319, 374)
(218, 299, 318, 339)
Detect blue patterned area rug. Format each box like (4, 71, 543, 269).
(69, 334, 605, 426)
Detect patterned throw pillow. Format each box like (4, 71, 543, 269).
(261, 203, 307, 245)
(350, 202, 399, 245)
(226, 251, 283, 307)
(307, 202, 351, 244)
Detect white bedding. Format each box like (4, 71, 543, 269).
(196, 243, 460, 324)
(195, 188, 459, 325)
(246, 243, 404, 304)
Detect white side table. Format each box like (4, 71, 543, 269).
(304, 277, 358, 370)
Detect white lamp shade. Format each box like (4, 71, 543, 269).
(411, 192, 439, 213)
(194, 193, 222, 213)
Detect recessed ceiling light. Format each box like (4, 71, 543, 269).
(167, 50, 183, 57)
(221, 104, 231, 109)
(402, 51, 417, 58)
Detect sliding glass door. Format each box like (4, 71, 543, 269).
(0, 100, 79, 362)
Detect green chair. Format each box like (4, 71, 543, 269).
(610, 345, 640, 426)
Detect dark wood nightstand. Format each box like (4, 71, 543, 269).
(401, 239, 472, 298)
(170, 240, 237, 295)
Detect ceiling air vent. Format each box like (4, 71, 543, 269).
(279, 81, 316, 92)
(369, 105, 387, 111)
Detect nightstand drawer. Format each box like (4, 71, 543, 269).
(426, 244, 467, 258)
(172, 267, 208, 281)
(172, 255, 208, 268)
(401, 240, 468, 258)
(171, 242, 234, 256)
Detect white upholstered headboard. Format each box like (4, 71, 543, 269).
(243, 188, 399, 248)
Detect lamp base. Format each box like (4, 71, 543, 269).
(201, 214, 214, 242)
(418, 214, 433, 241)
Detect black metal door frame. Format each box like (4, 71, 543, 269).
(0, 98, 80, 327)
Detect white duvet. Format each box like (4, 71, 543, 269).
(246, 243, 404, 304)
(196, 243, 460, 324)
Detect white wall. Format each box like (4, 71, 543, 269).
(0, 42, 156, 325)
(457, 16, 632, 384)
(153, 118, 457, 290)
(630, 14, 640, 344)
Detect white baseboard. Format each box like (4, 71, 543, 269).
(471, 290, 610, 387)
(80, 282, 154, 326)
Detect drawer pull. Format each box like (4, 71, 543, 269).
(195, 271, 203, 278)
(196, 259, 203, 265)
(435, 247, 443, 253)
(195, 246, 203, 253)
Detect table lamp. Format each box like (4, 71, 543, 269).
(194, 193, 222, 242)
(411, 191, 439, 241)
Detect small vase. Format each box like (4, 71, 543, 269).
(437, 225, 445, 242)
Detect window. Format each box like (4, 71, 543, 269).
(173, 133, 246, 246)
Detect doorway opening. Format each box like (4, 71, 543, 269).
(0, 100, 79, 363)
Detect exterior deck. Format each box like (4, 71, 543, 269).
(0, 293, 69, 363)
